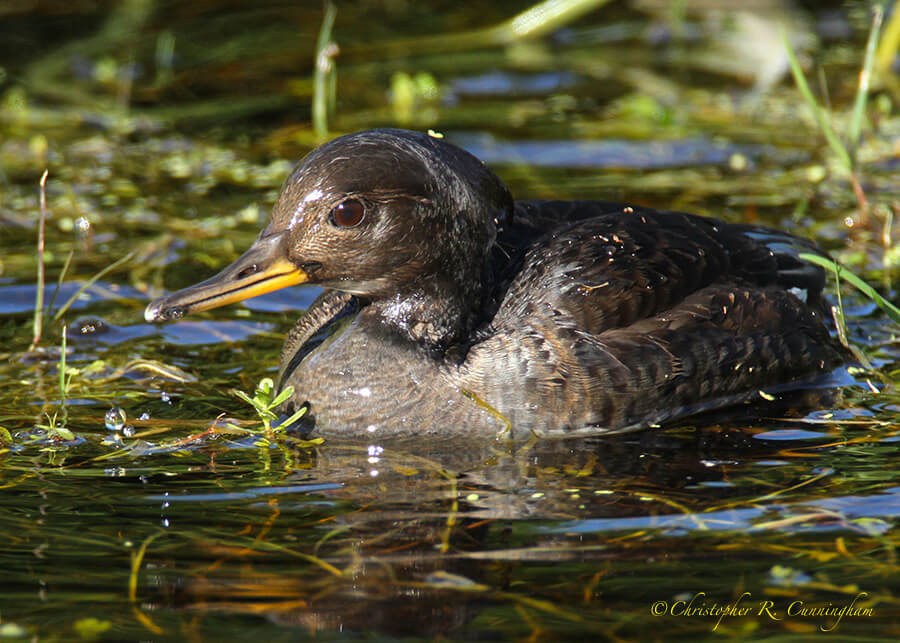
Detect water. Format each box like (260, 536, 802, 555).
(104, 407, 126, 431)
(1, 1, 898, 640)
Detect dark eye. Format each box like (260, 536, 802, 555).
(330, 199, 365, 228)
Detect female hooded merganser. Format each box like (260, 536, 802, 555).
(145, 128, 841, 440)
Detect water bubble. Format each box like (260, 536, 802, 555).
(122, 425, 135, 438)
(138, 412, 150, 421)
(75, 216, 91, 232)
(74, 317, 107, 336)
(160, 391, 171, 403)
(104, 407, 126, 431)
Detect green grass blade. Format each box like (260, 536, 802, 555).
(783, 30, 852, 171)
(826, 263, 873, 369)
(799, 252, 900, 324)
(848, 5, 884, 158)
(31, 170, 49, 349)
(498, 0, 611, 42)
(45, 249, 74, 317)
(59, 325, 67, 406)
(876, 1, 900, 80)
(53, 251, 135, 322)
(313, 2, 337, 139)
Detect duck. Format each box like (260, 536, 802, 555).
(145, 128, 842, 440)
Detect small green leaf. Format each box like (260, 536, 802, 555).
(270, 385, 295, 408)
(291, 436, 324, 447)
(54, 427, 75, 441)
(277, 405, 308, 430)
(74, 616, 112, 639)
(257, 377, 274, 396)
(231, 389, 255, 405)
(82, 359, 107, 375)
(251, 399, 270, 415)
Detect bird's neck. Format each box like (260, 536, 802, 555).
(366, 271, 489, 350)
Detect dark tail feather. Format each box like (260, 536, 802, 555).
(736, 226, 828, 305)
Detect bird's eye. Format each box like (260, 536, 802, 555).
(330, 199, 365, 228)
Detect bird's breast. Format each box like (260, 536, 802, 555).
(282, 319, 506, 439)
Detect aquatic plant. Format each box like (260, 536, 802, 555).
(229, 377, 308, 437)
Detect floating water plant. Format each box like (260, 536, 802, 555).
(229, 377, 308, 437)
(36, 326, 77, 442)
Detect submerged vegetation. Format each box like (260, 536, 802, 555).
(1, 0, 899, 640)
